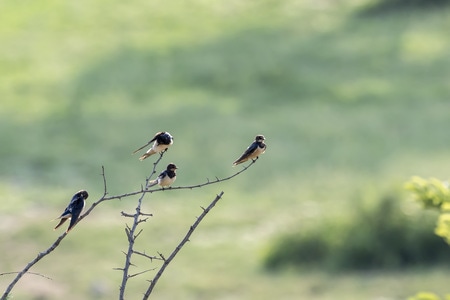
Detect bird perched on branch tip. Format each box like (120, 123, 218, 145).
(132, 131, 173, 161)
(233, 135, 266, 166)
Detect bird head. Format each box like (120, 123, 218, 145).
(255, 135, 266, 142)
(76, 190, 89, 200)
(167, 163, 178, 171)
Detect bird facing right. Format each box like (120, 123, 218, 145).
(132, 131, 174, 161)
(147, 163, 178, 188)
(233, 135, 266, 166)
(54, 190, 89, 233)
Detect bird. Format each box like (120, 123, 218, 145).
(132, 131, 174, 161)
(54, 190, 89, 233)
(233, 135, 266, 166)
(147, 163, 178, 189)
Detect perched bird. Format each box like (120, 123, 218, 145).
(54, 190, 89, 233)
(132, 131, 174, 161)
(233, 135, 266, 166)
(147, 163, 178, 188)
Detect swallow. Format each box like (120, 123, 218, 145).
(132, 131, 174, 161)
(233, 135, 266, 166)
(54, 190, 89, 233)
(147, 163, 178, 188)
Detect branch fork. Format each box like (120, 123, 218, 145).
(1, 151, 257, 300)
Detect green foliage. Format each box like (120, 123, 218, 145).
(409, 292, 450, 300)
(406, 177, 450, 209)
(405, 177, 450, 300)
(263, 191, 450, 271)
(264, 226, 330, 270)
(406, 176, 450, 245)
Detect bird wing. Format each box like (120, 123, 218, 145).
(147, 170, 167, 188)
(54, 206, 72, 230)
(66, 198, 85, 232)
(158, 170, 168, 180)
(235, 142, 258, 162)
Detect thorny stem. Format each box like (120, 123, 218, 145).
(143, 191, 225, 299)
(119, 153, 164, 299)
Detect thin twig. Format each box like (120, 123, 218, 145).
(0, 272, 52, 281)
(128, 269, 155, 279)
(132, 250, 163, 261)
(1, 233, 66, 300)
(142, 191, 225, 299)
(139, 212, 153, 217)
(121, 211, 135, 218)
(101, 165, 108, 197)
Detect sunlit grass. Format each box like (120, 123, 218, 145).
(1, 0, 450, 299)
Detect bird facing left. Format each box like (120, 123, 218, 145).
(53, 190, 89, 233)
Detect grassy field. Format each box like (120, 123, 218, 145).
(1, 0, 450, 299)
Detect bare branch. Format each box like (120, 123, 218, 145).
(139, 212, 153, 217)
(102, 160, 257, 200)
(132, 251, 163, 261)
(125, 228, 132, 243)
(149, 160, 256, 192)
(128, 269, 155, 279)
(134, 229, 144, 240)
(101, 165, 108, 197)
(142, 191, 225, 299)
(0, 272, 52, 281)
(1, 232, 66, 300)
(121, 211, 135, 218)
(119, 152, 164, 300)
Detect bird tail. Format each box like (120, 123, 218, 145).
(54, 218, 68, 230)
(132, 143, 148, 155)
(139, 149, 157, 161)
(147, 180, 158, 188)
(232, 159, 245, 166)
(66, 218, 79, 233)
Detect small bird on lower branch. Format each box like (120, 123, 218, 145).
(147, 163, 178, 188)
(54, 190, 89, 233)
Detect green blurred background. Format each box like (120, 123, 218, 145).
(1, 0, 450, 299)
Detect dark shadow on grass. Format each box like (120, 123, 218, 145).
(357, 0, 450, 17)
(67, 28, 343, 110)
(67, 14, 450, 117)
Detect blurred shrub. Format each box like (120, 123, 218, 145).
(263, 190, 450, 271)
(405, 177, 450, 210)
(406, 177, 450, 248)
(408, 292, 450, 300)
